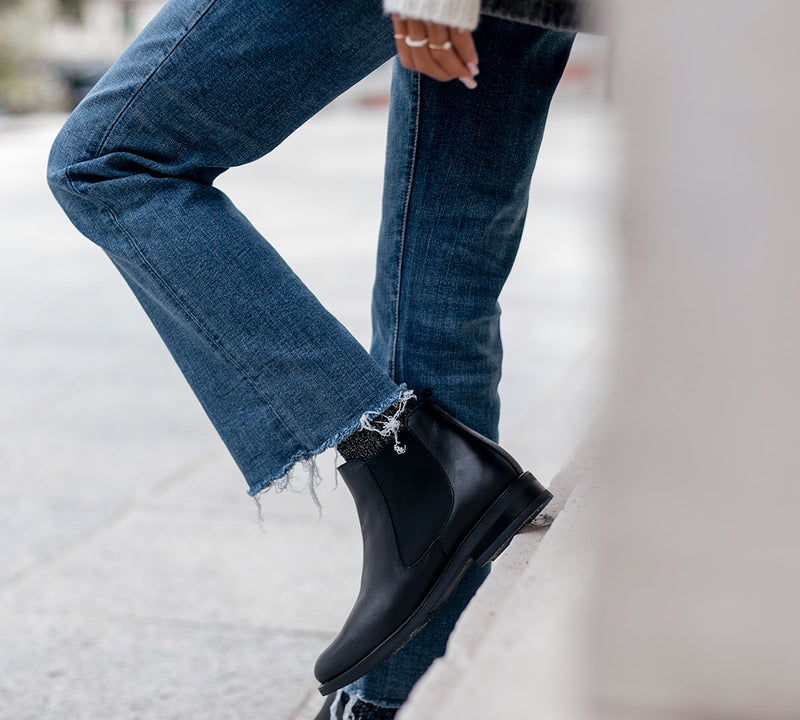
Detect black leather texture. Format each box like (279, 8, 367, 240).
(366, 429, 453, 567)
(314, 398, 541, 690)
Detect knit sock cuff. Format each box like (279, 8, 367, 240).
(338, 397, 413, 462)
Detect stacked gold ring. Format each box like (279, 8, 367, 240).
(393, 36, 453, 51)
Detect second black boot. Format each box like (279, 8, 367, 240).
(315, 395, 551, 694)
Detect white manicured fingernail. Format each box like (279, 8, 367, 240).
(459, 76, 478, 89)
(467, 62, 479, 77)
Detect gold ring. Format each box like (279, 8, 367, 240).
(394, 34, 405, 40)
(429, 41, 453, 51)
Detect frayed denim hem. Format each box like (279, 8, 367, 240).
(247, 384, 411, 514)
(339, 684, 405, 710)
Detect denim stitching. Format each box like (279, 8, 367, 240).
(389, 70, 423, 380)
(95, 0, 220, 158)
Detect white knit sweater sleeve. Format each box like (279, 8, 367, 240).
(383, 0, 481, 30)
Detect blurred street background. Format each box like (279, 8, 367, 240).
(0, 3, 616, 719)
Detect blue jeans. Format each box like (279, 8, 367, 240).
(47, 0, 573, 706)
(349, 31, 574, 707)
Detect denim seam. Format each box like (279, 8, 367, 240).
(95, 0, 220, 157)
(61, 168, 305, 452)
(389, 70, 423, 380)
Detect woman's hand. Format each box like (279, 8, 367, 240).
(391, 14, 479, 88)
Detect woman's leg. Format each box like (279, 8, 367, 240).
(374, 19, 576, 440)
(346, 18, 576, 707)
(48, 0, 571, 702)
(47, 0, 401, 495)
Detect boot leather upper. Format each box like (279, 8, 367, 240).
(314, 401, 523, 684)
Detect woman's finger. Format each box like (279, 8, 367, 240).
(390, 14, 479, 87)
(449, 26, 479, 77)
(426, 22, 475, 86)
(404, 18, 450, 81)
(391, 15, 414, 70)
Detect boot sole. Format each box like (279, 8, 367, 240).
(318, 471, 552, 695)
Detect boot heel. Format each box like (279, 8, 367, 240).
(472, 472, 552, 566)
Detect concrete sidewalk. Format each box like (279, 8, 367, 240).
(0, 74, 615, 719)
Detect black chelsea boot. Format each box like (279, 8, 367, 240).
(314, 397, 551, 694)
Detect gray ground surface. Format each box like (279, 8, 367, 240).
(0, 69, 615, 720)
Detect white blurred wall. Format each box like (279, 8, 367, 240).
(590, 1, 800, 717)
(1, 0, 163, 65)
(0, 0, 164, 109)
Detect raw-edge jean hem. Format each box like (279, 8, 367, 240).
(247, 383, 409, 497)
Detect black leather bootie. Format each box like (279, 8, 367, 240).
(315, 396, 551, 694)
